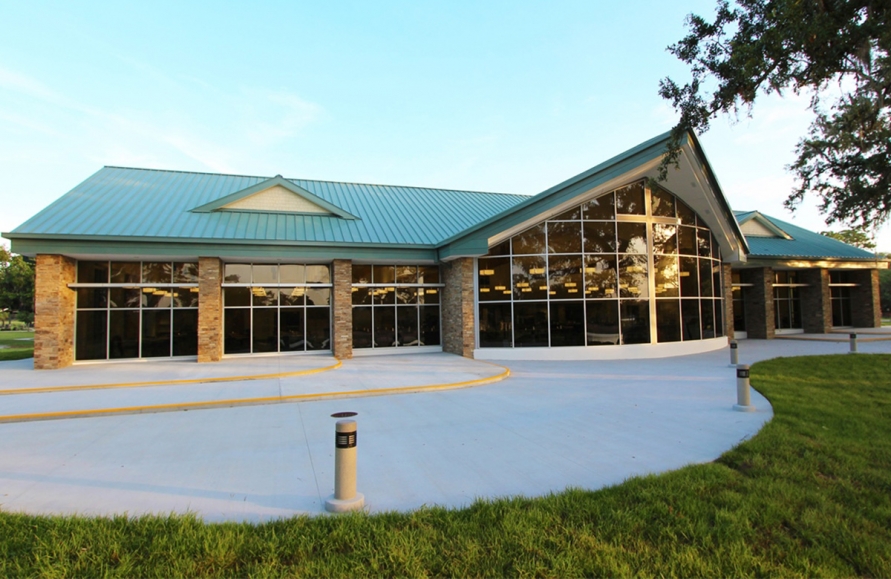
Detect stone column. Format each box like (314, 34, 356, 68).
(722, 264, 734, 339)
(441, 257, 475, 358)
(850, 269, 881, 328)
(197, 257, 223, 363)
(799, 268, 831, 333)
(332, 259, 353, 360)
(744, 267, 775, 339)
(33, 254, 76, 369)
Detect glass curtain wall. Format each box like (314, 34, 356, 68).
(73, 261, 199, 361)
(351, 265, 443, 349)
(773, 271, 804, 330)
(222, 264, 331, 354)
(829, 271, 856, 327)
(477, 181, 724, 348)
(731, 272, 750, 334)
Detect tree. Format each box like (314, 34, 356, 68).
(659, 0, 891, 229)
(820, 228, 877, 249)
(0, 246, 35, 320)
(880, 267, 891, 315)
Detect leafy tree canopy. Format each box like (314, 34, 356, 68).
(820, 227, 877, 249)
(0, 246, 35, 316)
(659, 0, 890, 229)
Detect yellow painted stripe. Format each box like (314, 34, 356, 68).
(0, 365, 511, 424)
(0, 360, 342, 396)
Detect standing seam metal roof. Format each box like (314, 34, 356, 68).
(9, 167, 528, 247)
(735, 211, 880, 260)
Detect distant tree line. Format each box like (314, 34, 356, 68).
(0, 246, 35, 329)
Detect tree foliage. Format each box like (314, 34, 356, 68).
(820, 227, 877, 249)
(659, 0, 891, 228)
(0, 246, 35, 318)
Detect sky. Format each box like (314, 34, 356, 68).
(1, 0, 889, 252)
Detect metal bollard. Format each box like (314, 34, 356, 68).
(325, 415, 365, 513)
(733, 364, 756, 412)
(729, 340, 739, 367)
(849, 333, 858, 354)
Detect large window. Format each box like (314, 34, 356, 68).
(223, 264, 331, 354)
(477, 181, 724, 348)
(351, 265, 442, 349)
(829, 271, 857, 327)
(773, 271, 803, 330)
(73, 261, 199, 361)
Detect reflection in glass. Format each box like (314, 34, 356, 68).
(77, 288, 107, 309)
(305, 287, 330, 306)
(548, 255, 582, 299)
(479, 303, 512, 347)
(280, 308, 306, 351)
(252, 287, 278, 307)
(419, 266, 440, 284)
(513, 303, 549, 347)
(174, 262, 199, 283)
(281, 264, 305, 284)
(549, 301, 585, 346)
(419, 287, 440, 304)
(78, 261, 109, 284)
(396, 266, 418, 284)
(479, 257, 511, 301)
(583, 221, 616, 253)
(397, 306, 419, 346)
(654, 255, 679, 298)
(111, 262, 140, 284)
(142, 310, 171, 357)
(373, 265, 395, 284)
(224, 287, 250, 307)
(620, 300, 650, 344)
(352, 265, 371, 284)
(172, 310, 198, 356)
(679, 257, 699, 297)
(677, 200, 696, 225)
(109, 310, 139, 358)
(306, 265, 331, 284)
(585, 300, 619, 345)
(678, 226, 697, 255)
(224, 263, 251, 283)
(76, 310, 107, 360)
(306, 308, 330, 350)
(512, 223, 546, 254)
(352, 307, 373, 349)
(143, 262, 172, 284)
(682, 300, 701, 340)
(420, 306, 441, 345)
(701, 300, 715, 338)
(252, 265, 278, 284)
(650, 187, 676, 217)
(616, 222, 647, 253)
(699, 260, 713, 297)
(512, 256, 548, 300)
(372, 287, 395, 305)
(487, 240, 510, 256)
(656, 300, 681, 343)
(583, 193, 615, 220)
(173, 288, 199, 308)
(282, 287, 305, 307)
(352, 287, 371, 305)
(697, 230, 711, 257)
(714, 299, 724, 337)
(584, 255, 617, 298)
(224, 309, 250, 354)
(651, 224, 677, 255)
(396, 287, 418, 305)
(615, 182, 646, 215)
(547, 221, 581, 254)
(619, 255, 648, 298)
(374, 307, 396, 347)
(252, 309, 277, 353)
(553, 205, 581, 220)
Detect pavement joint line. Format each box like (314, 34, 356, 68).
(0, 360, 343, 396)
(0, 365, 511, 424)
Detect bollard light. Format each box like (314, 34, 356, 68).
(729, 340, 739, 367)
(849, 333, 858, 354)
(733, 364, 755, 412)
(325, 414, 365, 513)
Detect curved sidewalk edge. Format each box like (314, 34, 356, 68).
(0, 364, 511, 424)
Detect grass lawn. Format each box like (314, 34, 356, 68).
(0, 330, 33, 361)
(1, 354, 889, 577)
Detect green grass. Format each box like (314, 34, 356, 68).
(0, 330, 33, 361)
(1, 354, 890, 577)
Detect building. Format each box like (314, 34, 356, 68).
(4, 131, 886, 369)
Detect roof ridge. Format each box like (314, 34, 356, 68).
(102, 166, 530, 198)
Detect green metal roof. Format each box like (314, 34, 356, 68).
(6, 167, 527, 248)
(735, 211, 880, 260)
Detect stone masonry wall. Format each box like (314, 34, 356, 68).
(722, 264, 734, 340)
(33, 254, 76, 369)
(197, 257, 223, 363)
(850, 268, 881, 328)
(743, 267, 775, 339)
(332, 259, 353, 359)
(799, 268, 832, 334)
(441, 258, 475, 357)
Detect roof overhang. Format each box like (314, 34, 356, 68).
(437, 130, 748, 263)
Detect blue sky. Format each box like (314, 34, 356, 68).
(2, 0, 889, 251)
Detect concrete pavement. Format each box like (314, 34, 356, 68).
(0, 337, 888, 522)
